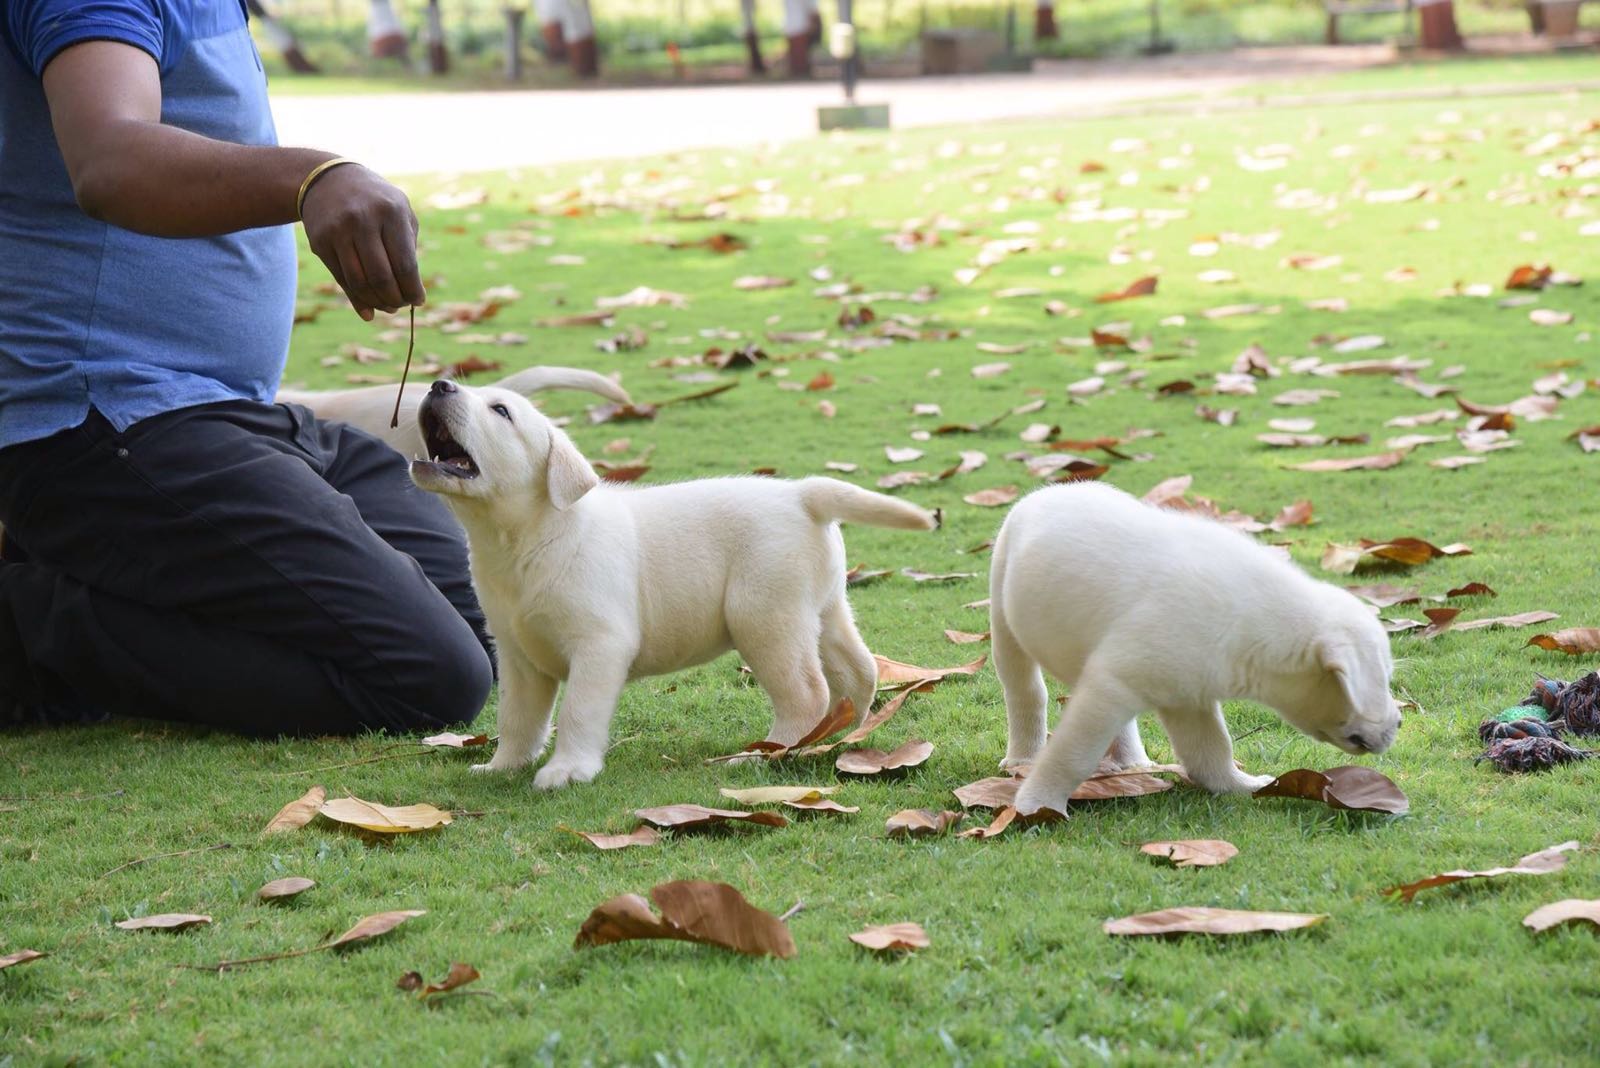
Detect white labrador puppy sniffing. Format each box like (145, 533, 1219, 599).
(990, 482, 1402, 815)
(409, 379, 938, 790)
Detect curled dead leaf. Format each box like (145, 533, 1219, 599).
(115, 914, 212, 933)
(1289, 450, 1406, 472)
(420, 732, 489, 748)
(885, 809, 965, 838)
(1253, 766, 1409, 815)
(319, 797, 453, 834)
(1523, 899, 1600, 934)
(873, 654, 986, 686)
(634, 805, 788, 831)
(1095, 275, 1158, 303)
(563, 826, 663, 850)
(574, 881, 796, 958)
(257, 877, 315, 903)
(719, 786, 835, 806)
(1140, 840, 1239, 868)
(263, 785, 325, 835)
(963, 486, 1018, 507)
(1386, 841, 1579, 903)
(401, 961, 481, 1001)
(835, 739, 934, 776)
(0, 949, 46, 971)
(1527, 628, 1600, 656)
(328, 910, 427, 951)
(850, 923, 929, 952)
(1105, 908, 1327, 937)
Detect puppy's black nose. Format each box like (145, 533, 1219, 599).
(430, 379, 457, 395)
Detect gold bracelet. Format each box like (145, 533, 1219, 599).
(295, 158, 358, 220)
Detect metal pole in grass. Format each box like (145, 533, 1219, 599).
(817, 0, 889, 130)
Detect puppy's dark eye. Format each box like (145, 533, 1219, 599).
(490, 403, 512, 421)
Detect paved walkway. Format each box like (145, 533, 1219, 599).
(269, 45, 1393, 175)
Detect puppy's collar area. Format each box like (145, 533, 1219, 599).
(417, 402, 480, 479)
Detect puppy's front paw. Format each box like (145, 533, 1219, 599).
(1013, 780, 1069, 817)
(470, 753, 529, 774)
(532, 759, 601, 791)
(999, 755, 1034, 774)
(1198, 770, 1275, 795)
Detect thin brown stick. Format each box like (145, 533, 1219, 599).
(179, 945, 323, 973)
(97, 843, 231, 880)
(389, 304, 416, 428)
(263, 745, 431, 777)
(778, 901, 806, 923)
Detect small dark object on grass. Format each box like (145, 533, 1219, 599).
(1477, 737, 1596, 774)
(1479, 717, 1558, 743)
(1554, 672, 1600, 734)
(1522, 676, 1565, 714)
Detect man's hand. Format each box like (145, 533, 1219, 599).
(299, 166, 426, 320)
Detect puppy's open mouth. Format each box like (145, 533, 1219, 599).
(418, 407, 479, 479)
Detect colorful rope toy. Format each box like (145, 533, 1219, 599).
(1475, 672, 1600, 773)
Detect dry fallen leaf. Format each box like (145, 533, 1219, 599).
(971, 362, 1012, 379)
(574, 881, 796, 958)
(420, 732, 490, 748)
(873, 654, 986, 686)
(836, 740, 934, 776)
(257, 877, 315, 903)
(1104, 908, 1327, 937)
(328, 910, 427, 950)
(319, 797, 453, 834)
(1319, 537, 1471, 574)
(1447, 610, 1559, 633)
(563, 826, 663, 850)
(634, 805, 788, 831)
(1527, 628, 1600, 655)
(885, 445, 924, 463)
(718, 786, 836, 806)
(885, 809, 965, 838)
(850, 923, 930, 952)
(1523, 899, 1600, 934)
(1253, 766, 1409, 815)
(1347, 583, 1423, 608)
(964, 486, 1018, 507)
(733, 275, 794, 291)
(944, 629, 990, 644)
(1289, 450, 1407, 473)
(115, 914, 212, 933)
(398, 961, 481, 1001)
(0, 950, 47, 971)
(1140, 840, 1239, 868)
(783, 797, 859, 815)
(263, 785, 326, 835)
(1385, 841, 1579, 903)
(1095, 275, 1158, 303)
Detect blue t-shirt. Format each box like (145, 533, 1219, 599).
(0, 0, 297, 449)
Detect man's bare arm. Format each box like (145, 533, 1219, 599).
(41, 41, 423, 319)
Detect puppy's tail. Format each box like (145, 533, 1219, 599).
(495, 366, 631, 405)
(800, 478, 939, 531)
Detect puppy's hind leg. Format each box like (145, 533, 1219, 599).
(474, 652, 558, 774)
(991, 611, 1048, 770)
(1013, 665, 1143, 815)
(737, 616, 830, 747)
(818, 596, 876, 727)
(532, 647, 632, 791)
(1102, 719, 1152, 771)
(1156, 702, 1273, 794)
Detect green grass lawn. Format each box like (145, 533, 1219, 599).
(5, 90, 1600, 1065)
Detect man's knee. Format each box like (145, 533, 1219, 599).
(365, 615, 493, 734)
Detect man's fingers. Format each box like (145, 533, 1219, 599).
(355, 232, 404, 314)
(333, 240, 377, 320)
(311, 245, 371, 321)
(384, 215, 426, 307)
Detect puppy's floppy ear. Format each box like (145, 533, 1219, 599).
(1318, 639, 1360, 707)
(545, 426, 599, 510)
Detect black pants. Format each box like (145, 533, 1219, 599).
(0, 401, 493, 736)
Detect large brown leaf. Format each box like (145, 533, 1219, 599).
(115, 914, 212, 933)
(574, 881, 796, 958)
(0, 949, 47, 971)
(1094, 275, 1158, 303)
(1319, 538, 1470, 574)
(1523, 899, 1600, 933)
(1104, 908, 1327, 937)
(564, 826, 663, 850)
(1527, 628, 1600, 655)
(1385, 841, 1578, 903)
(835, 739, 933, 776)
(849, 923, 930, 952)
(1253, 766, 1409, 815)
(885, 809, 965, 838)
(328, 910, 427, 950)
(873, 654, 986, 686)
(956, 804, 1068, 838)
(718, 786, 836, 806)
(262, 785, 326, 835)
(633, 805, 788, 831)
(1140, 840, 1239, 868)
(319, 797, 452, 834)
(954, 768, 1174, 811)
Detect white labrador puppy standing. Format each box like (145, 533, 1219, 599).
(989, 482, 1402, 815)
(409, 379, 938, 789)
